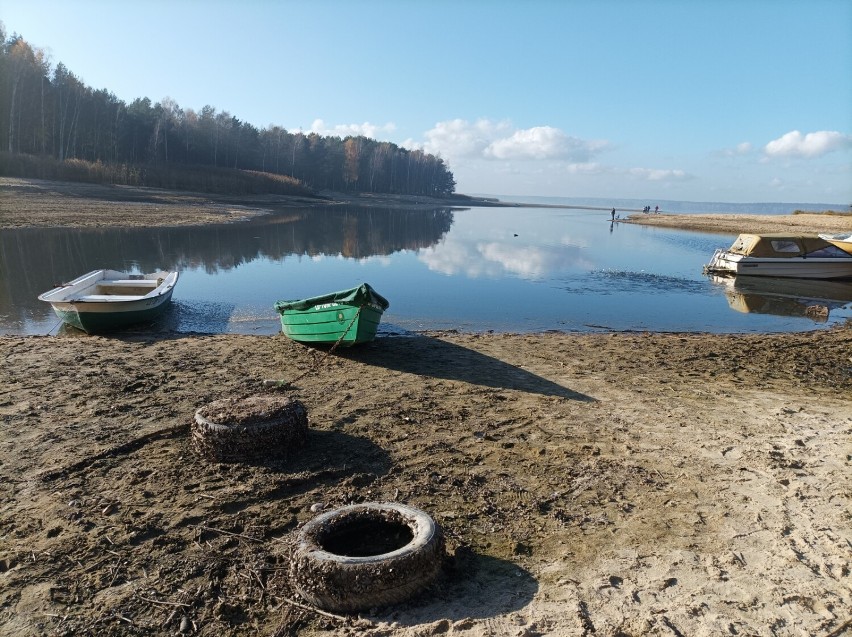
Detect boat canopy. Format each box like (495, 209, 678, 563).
(821, 232, 852, 242)
(274, 283, 390, 313)
(726, 234, 849, 258)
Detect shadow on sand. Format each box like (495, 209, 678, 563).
(187, 430, 393, 517)
(341, 334, 593, 402)
(253, 429, 391, 477)
(370, 551, 539, 626)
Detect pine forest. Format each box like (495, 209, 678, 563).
(0, 28, 457, 197)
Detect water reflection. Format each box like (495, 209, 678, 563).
(417, 206, 596, 280)
(709, 275, 852, 322)
(0, 207, 453, 331)
(3, 203, 852, 336)
(420, 237, 587, 279)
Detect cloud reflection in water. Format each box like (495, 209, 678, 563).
(419, 237, 588, 279)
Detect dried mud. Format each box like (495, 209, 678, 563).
(1, 328, 850, 636)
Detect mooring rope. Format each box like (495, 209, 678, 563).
(265, 305, 364, 390)
(45, 317, 65, 336)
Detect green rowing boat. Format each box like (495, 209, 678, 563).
(274, 283, 389, 346)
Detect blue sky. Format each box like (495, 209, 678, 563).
(3, 0, 851, 204)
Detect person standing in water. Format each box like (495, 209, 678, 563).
(611, 208, 616, 221)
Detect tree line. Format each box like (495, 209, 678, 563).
(0, 26, 456, 197)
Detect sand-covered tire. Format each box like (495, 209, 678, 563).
(291, 502, 445, 612)
(192, 395, 308, 463)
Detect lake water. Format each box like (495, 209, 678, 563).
(2, 200, 852, 336)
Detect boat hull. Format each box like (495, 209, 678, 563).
(274, 283, 389, 346)
(38, 269, 179, 333)
(48, 290, 175, 333)
(278, 302, 385, 346)
(705, 251, 852, 279)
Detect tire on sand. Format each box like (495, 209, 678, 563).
(291, 502, 445, 612)
(192, 395, 308, 463)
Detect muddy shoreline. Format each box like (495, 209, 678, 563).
(1, 327, 850, 636)
(0, 177, 517, 229)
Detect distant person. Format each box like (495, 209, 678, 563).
(611, 208, 616, 220)
(655, 205, 659, 213)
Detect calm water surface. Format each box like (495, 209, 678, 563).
(2, 203, 851, 335)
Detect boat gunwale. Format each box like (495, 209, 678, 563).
(38, 270, 179, 305)
(274, 283, 389, 315)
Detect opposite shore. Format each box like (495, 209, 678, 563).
(2, 176, 851, 235)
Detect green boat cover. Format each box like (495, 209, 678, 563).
(274, 283, 389, 313)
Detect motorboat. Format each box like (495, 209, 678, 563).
(818, 232, 852, 254)
(703, 234, 852, 279)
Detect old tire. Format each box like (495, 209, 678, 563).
(192, 395, 308, 463)
(291, 502, 445, 612)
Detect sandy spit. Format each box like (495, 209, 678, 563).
(622, 212, 852, 235)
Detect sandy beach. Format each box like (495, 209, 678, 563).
(621, 212, 852, 236)
(1, 177, 851, 636)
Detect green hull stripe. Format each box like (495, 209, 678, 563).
(279, 305, 384, 346)
(54, 303, 170, 334)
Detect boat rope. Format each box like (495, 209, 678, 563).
(265, 305, 364, 390)
(45, 316, 65, 336)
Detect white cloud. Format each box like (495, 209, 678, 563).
(400, 138, 421, 151)
(627, 167, 693, 182)
(565, 162, 610, 175)
(422, 118, 513, 159)
(764, 130, 852, 158)
(421, 119, 607, 162)
(484, 126, 606, 161)
(714, 142, 754, 158)
(308, 118, 396, 139)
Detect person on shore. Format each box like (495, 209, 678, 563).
(655, 205, 659, 213)
(611, 208, 616, 221)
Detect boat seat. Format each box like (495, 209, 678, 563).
(102, 280, 159, 287)
(75, 294, 149, 302)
